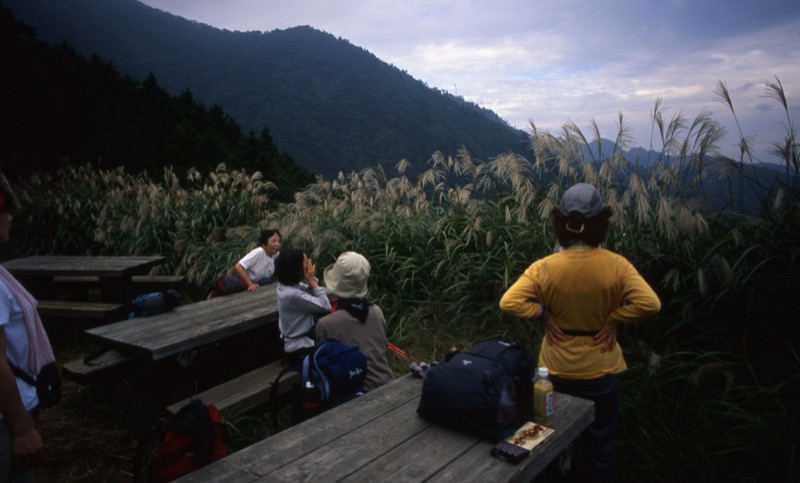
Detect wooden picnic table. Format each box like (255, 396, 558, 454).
(1, 255, 166, 279)
(85, 286, 278, 361)
(1, 255, 166, 303)
(176, 374, 595, 483)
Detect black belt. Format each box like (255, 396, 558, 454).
(562, 329, 599, 337)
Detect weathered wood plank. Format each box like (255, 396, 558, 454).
(428, 392, 595, 483)
(337, 424, 480, 483)
(61, 349, 138, 384)
(176, 375, 423, 482)
(37, 300, 123, 319)
(166, 361, 298, 415)
(2, 255, 165, 278)
(53, 274, 185, 285)
(86, 287, 279, 360)
(272, 401, 469, 482)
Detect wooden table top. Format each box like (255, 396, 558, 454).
(176, 374, 595, 483)
(85, 286, 278, 361)
(2, 255, 166, 278)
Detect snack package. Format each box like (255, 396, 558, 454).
(490, 422, 554, 464)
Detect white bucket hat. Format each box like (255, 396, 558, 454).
(324, 252, 370, 299)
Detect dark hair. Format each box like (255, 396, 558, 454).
(260, 229, 282, 245)
(550, 206, 613, 248)
(274, 248, 305, 285)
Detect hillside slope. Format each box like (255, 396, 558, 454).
(6, 0, 528, 178)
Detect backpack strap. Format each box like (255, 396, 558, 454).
(470, 339, 517, 362)
(270, 362, 303, 431)
(312, 343, 332, 403)
(7, 362, 36, 387)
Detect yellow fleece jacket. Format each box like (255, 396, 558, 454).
(499, 246, 661, 379)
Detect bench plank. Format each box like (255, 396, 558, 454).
(166, 361, 299, 415)
(61, 349, 138, 384)
(37, 300, 123, 320)
(53, 274, 185, 289)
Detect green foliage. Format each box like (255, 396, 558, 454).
(10, 164, 278, 300)
(0, 9, 314, 201)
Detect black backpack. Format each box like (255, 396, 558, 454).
(416, 338, 535, 442)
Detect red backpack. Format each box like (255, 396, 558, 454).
(134, 399, 228, 482)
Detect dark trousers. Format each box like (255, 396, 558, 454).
(283, 346, 314, 368)
(549, 373, 620, 483)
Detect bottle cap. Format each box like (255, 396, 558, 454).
(538, 367, 549, 378)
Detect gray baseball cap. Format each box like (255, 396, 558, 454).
(559, 183, 604, 218)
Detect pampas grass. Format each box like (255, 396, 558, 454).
(8, 77, 799, 481)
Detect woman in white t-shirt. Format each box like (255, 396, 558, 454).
(234, 229, 282, 292)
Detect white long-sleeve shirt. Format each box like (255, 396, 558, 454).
(276, 282, 331, 353)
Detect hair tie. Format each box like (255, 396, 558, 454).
(565, 221, 585, 233)
(566, 212, 586, 233)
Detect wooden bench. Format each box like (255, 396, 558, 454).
(37, 300, 124, 320)
(61, 349, 138, 384)
(53, 274, 185, 291)
(166, 360, 300, 415)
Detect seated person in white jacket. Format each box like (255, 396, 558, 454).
(274, 248, 331, 365)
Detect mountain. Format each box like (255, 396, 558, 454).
(0, 8, 316, 199)
(4, 0, 529, 179)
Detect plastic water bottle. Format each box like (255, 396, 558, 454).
(533, 367, 554, 425)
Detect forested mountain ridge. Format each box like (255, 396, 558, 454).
(5, 0, 529, 178)
(0, 8, 315, 200)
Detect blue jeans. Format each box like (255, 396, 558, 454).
(550, 373, 620, 483)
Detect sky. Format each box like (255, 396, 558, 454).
(138, 0, 800, 163)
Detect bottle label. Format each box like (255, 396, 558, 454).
(533, 382, 554, 423)
(544, 391, 553, 417)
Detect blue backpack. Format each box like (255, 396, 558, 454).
(303, 340, 368, 408)
(271, 339, 367, 426)
(129, 289, 182, 318)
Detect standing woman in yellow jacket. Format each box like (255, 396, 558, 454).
(500, 183, 661, 482)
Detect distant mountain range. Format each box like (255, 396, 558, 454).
(5, 0, 530, 178)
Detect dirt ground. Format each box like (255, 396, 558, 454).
(31, 323, 282, 482)
(36, 378, 140, 482)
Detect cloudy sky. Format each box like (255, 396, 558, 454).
(138, 0, 799, 162)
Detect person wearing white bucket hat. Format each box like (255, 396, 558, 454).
(500, 183, 661, 482)
(317, 252, 394, 391)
